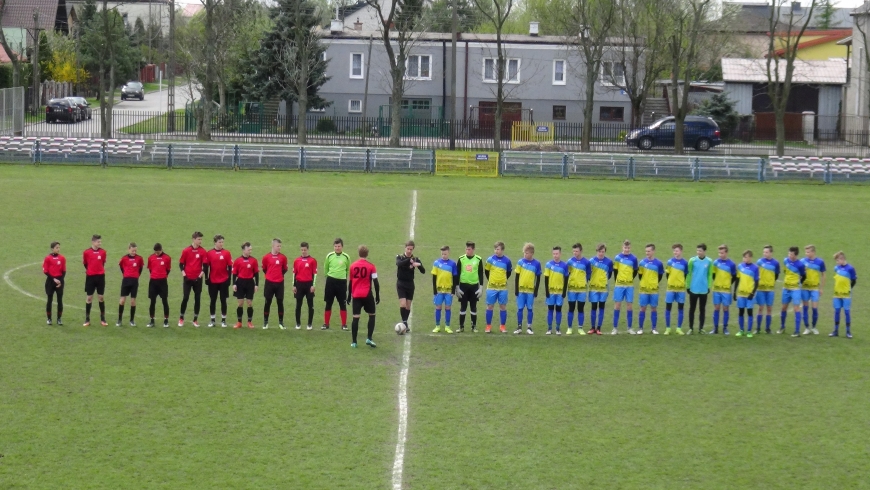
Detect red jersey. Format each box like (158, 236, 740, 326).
(350, 259, 378, 298)
(43, 253, 66, 278)
(82, 247, 107, 276)
(179, 245, 206, 280)
(293, 256, 318, 283)
(119, 254, 144, 279)
(262, 253, 289, 283)
(148, 253, 172, 279)
(207, 248, 233, 283)
(232, 255, 259, 280)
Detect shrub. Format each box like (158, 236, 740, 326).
(692, 93, 740, 139)
(315, 117, 336, 133)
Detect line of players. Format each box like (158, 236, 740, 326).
(41, 235, 859, 345)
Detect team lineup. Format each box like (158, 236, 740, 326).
(41, 234, 859, 345)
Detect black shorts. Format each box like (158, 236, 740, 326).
(324, 276, 347, 305)
(235, 278, 256, 300)
(459, 283, 478, 302)
(264, 280, 285, 300)
(396, 280, 415, 301)
(294, 281, 314, 300)
(120, 277, 140, 298)
(352, 294, 376, 315)
(45, 276, 64, 295)
(208, 280, 230, 300)
(84, 274, 106, 296)
(149, 279, 169, 299)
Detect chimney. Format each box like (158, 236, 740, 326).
(354, 18, 363, 31)
(330, 19, 343, 34)
(792, 1, 801, 12)
(529, 21, 539, 36)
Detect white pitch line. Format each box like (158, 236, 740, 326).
(392, 190, 416, 490)
(3, 262, 83, 310)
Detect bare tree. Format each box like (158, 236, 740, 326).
(852, 6, 870, 141)
(765, 0, 818, 156)
(0, 0, 24, 87)
(471, 0, 515, 151)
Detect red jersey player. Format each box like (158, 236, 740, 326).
(82, 234, 108, 326)
(261, 238, 289, 330)
(205, 234, 233, 327)
(178, 231, 206, 327)
(147, 243, 172, 328)
(348, 245, 380, 348)
(232, 242, 260, 328)
(117, 242, 144, 327)
(293, 242, 318, 330)
(42, 241, 66, 325)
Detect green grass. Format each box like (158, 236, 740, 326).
(118, 109, 184, 134)
(0, 167, 867, 489)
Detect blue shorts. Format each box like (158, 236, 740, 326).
(589, 291, 608, 303)
(833, 298, 852, 310)
(737, 297, 754, 308)
(665, 291, 686, 304)
(754, 291, 775, 306)
(781, 289, 802, 305)
(434, 293, 453, 306)
(567, 291, 587, 303)
(713, 292, 732, 306)
(639, 293, 659, 308)
(516, 292, 534, 309)
(613, 286, 634, 303)
(546, 294, 564, 306)
(486, 289, 508, 305)
(801, 290, 820, 303)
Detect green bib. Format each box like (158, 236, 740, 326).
(458, 255, 482, 284)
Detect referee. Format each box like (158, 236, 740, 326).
(322, 238, 351, 330)
(396, 240, 425, 333)
(457, 241, 485, 332)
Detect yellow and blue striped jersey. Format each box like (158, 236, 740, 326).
(756, 258, 780, 291)
(833, 264, 857, 298)
(638, 258, 664, 294)
(566, 256, 591, 292)
(712, 258, 737, 293)
(516, 258, 542, 293)
(782, 257, 806, 290)
(544, 260, 569, 294)
(485, 255, 512, 290)
(665, 258, 688, 292)
(431, 258, 457, 294)
(800, 257, 827, 290)
(613, 253, 638, 287)
(589, 256, 613, 292)
(736, 262, 759, 297)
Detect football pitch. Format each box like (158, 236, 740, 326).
(0, 166, 867, 489)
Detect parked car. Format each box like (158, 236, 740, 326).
(121, 81, 145, 101)
(65, 96, 92, 120)
(45, 98, 79, 123)
(625, 115, 722, 151)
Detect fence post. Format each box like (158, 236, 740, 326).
(299, 147, 305, 171)
(628, 157, 634, 180)
(758, 158, 765, 182)
(365, 148, 371, 173)
(561, 153, 568, 179)
(430, 149, 436, 174)
(101, 141, 108, 168)
(34, 140, 40, 165)
(167, 143, 173, 169)
(233, 144, 240, 170)
(694, 158, 701, 182)
(498, 152, 504, 176)
(825, 161, 832, 184)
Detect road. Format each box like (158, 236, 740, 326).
(26, 85, 197, 138)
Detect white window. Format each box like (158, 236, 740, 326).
(405, 54, 432, 80)
(348, 99, 362, 113)
(483, 57, 520, 84)
(601, 61, 625, 87)
(553, 59, 566, 85)
(350, 53, 364, 79)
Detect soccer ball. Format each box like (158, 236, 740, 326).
(395, 322, 407, 335)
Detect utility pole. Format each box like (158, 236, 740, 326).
(449, 0, 458, 149)
(32, 8, 40, 114)
(167, 0, 175, 131)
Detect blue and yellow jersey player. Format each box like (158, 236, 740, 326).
(588, 243, 613, 334)
(711, 244, 738, 335)
(612, 240, 639, 335)
(830, 250, 857, 338)
(779, 246, 807, 337)
(514, 243, 542, 335)
(543, 246, 569, 335)
(637, 244, 665, 334)
(734, 250, 759, 337)
(484, 241, 512, 334)
(755, 245, 780, 334)
(431, 246, 458, 334)
(664, 244, 689, 335)
(800, 244, 826, 335)
(565, 243, 591, 335)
